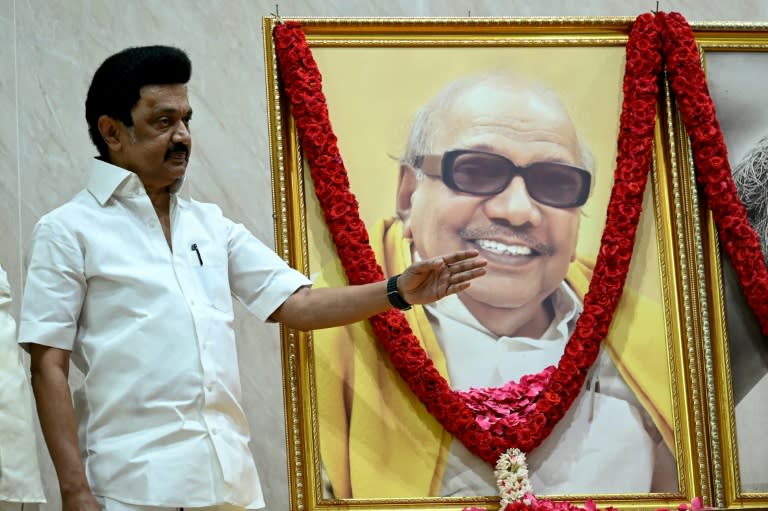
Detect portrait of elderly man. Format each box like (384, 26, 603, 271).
(723, 135, 768, 492)
(727, 135, 768, 402)
(704, 50, 768, 493)
(313, 71, 677, 499)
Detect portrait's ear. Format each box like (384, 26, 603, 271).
(97, 115, 123, 153)
(396, 164, 419, 238)
(396, 164, 419, 228)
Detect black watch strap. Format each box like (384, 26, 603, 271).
(386, 274, 412, 311)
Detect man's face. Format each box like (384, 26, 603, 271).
(111, 83, 193, 190)
(401, 84, 585, 315)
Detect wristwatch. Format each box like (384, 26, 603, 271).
(386, 274, 412, 311)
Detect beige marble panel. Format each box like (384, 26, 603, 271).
(0, 7, 42, 510)
(0, 0, 21, 315)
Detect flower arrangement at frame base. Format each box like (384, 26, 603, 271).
(460, 448, 709, 511)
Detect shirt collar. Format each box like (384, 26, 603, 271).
(86, 158, 186, 206)
(426, 281, 581, 344)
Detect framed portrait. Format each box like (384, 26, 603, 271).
(677, 22, 768, 509)
(263, 17, 710, 511)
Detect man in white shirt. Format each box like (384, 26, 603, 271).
(315, 71, 677, 498)
(17, 45, 486, 511)
(0, 264, 45, 510)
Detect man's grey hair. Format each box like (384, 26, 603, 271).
(400, 71, 595, 177)
(732, 135, 768, 262)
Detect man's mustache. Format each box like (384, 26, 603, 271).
(459, 226, 555, 256)
(165, 143, 189, 159)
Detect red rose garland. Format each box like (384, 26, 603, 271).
(659, 12, 768, 335)
(273, 10, 766, 467)
(273, 14, 661, 464)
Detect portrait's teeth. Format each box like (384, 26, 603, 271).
(476, 239, 533, 256)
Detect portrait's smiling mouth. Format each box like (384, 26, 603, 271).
(461, 228, 554, 261)
(473, 239, 536, 257)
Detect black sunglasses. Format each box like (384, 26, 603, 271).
(414, 149, 591, 209)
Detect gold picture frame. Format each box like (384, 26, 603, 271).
(673, 22, 768, 510)
(263, 16, 710, 511)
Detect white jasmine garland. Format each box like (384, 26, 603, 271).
(494, 448, 533, 507)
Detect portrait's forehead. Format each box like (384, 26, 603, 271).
(430, 83, 582, 163)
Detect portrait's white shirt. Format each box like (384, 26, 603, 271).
(18, 159, 312, 509)
(0, 265, 45, 503)
(736, 373, 768, 491)
(424, 283, 657, 496)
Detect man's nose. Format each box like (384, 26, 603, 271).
(172, 121, 190, 142)
(482, 176, 542, 226)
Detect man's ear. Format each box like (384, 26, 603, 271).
(396, 164, 419, 236)
(97, 115, 123, 153)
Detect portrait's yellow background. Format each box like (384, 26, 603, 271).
(298, 44, 678, 500)
(305, 46, 662, 305)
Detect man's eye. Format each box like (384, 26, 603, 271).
(157, 118, 171, 128)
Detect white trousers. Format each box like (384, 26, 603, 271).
(95, 497, 245, 511)
(0, 504, 39, 511)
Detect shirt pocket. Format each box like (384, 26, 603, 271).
(192, 244, 232, 312)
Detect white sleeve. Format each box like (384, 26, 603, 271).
(17, 219, 86, 351)
(225, 221, 312, 322)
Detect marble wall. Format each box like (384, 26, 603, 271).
(1, 1, 767, 510)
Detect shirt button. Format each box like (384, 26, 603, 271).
(206, 383, 213, 392)
(190, 299, 196, 306)
(211, 428, 218, 435)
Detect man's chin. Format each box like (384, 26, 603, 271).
(166, 159, 188, 174)
(457, 286, 539, 311)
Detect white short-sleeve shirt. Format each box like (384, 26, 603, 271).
(0, 265, 45, 503)
(18, 159, 312, 509)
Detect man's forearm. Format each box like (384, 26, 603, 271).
(31, 365, 92, 498)
(273, 249, 485, 330)
(277, 282, 391, 331)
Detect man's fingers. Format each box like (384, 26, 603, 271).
(449, 266, 486, 283)
(416, 250, 484, 274)
(439, 249, 481, 266)
(444, 256, 487, 275)
(446, 281, 472, 296)
(441, 267, 486, 296)
(401, 250, 485, 302)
